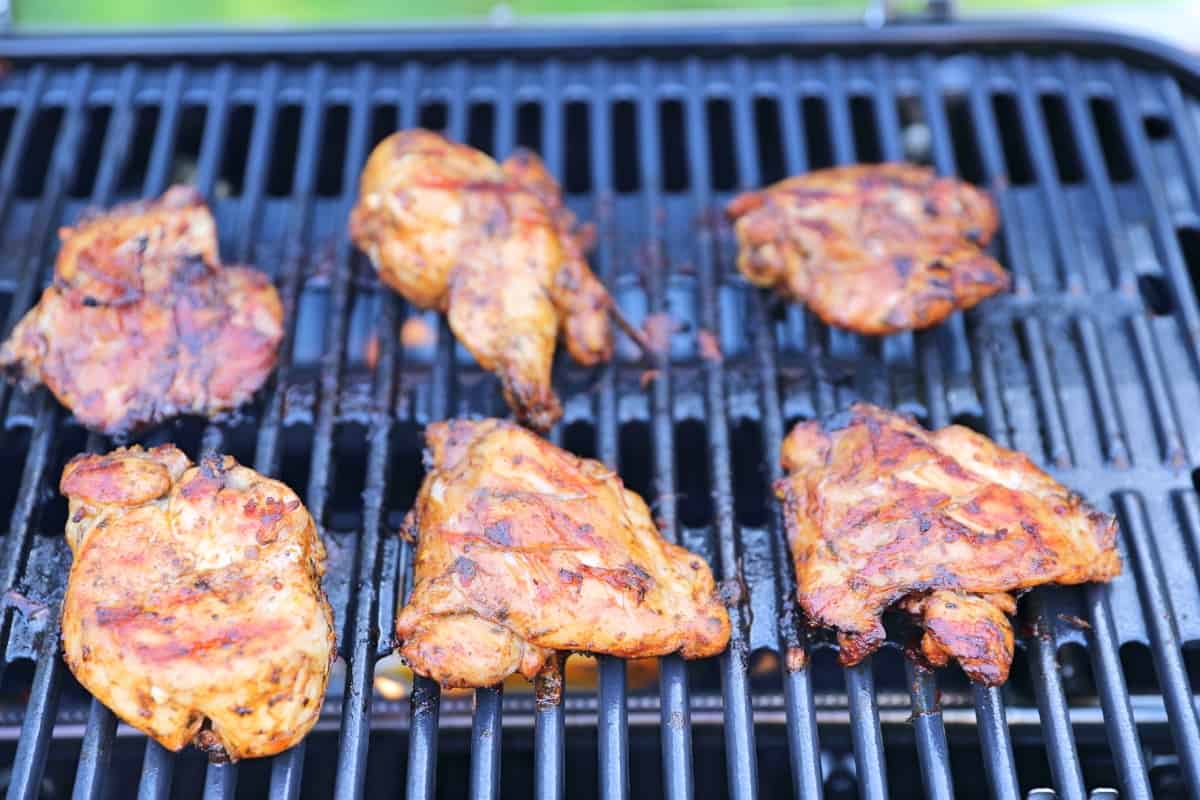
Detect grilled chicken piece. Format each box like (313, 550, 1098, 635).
(349, 130, 613, 431)
(395, 419, 730, 688)
(0, 186, 283, 436)
(727, 163, 1009, 335)
(778, 403, 1120, 685)
(60, 445, 334, 761)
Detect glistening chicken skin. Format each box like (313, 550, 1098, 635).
(60, 445, 334, 761)
(348, 130, 613, 431)
(727, 163, 1009, 334)
(0, 186, 283, 435)
(777, 403, 1120, 685)
(395, 419, 730, 688)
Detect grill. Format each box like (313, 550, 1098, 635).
(0, 20, 1199, 800)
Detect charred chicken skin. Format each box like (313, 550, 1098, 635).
(348, 130, 613, 431)
(0, 186, 283, 436)
(726, 163, 1009, 335)
(60, 445, 334, 761)
(395, 419, 730, 688)
(778, 403, 1120, 685)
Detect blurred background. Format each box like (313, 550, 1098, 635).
(12, 0, 1198, 31)
(12, 1, 1198, 55)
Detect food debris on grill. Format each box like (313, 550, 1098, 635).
(349, 129, 613, 431)
(394, 418, 730, 688)
(0, 186, 283, 436)
(59, 445, 334, 761)
(726, 163, 1010, 335)
(777, 403, 1120, 685)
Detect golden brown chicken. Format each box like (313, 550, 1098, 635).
(778, 403, 1120, 685)
(394, 418, 730, 688)
(348, 130, 613, 431)
(0, 186, 283, 436)
(60, 445, 334, 760)
(726, 163, 1009, 335)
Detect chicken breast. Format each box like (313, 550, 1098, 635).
(60, 445, 334, 761)
(0, 186, 283, 435)
(348, 130, 613, 431)
(726, 163, 1009, 335)
(778, 403, 1120, 685)
(394, 418, 730, 688)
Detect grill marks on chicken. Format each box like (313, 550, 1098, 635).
(0, 186, 283, 435)
(394, 419, 730, 688)
(349, 130, 613, 431)
(60, 446, 334, 761)
(727, 163, 1009, 335)
(778, 404, 1120, 685)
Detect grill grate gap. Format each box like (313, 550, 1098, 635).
(752, 96, 786, 185)
(706, 97, 737, 191)
(1144, 113, 1171, 140)
(418, 101, 447, 133)
(730, 418, 767, 528)
(945, 94, 985, 183)
(328, 423, 368, 532)
(1039, 94, 1083, 184)
(659, 99, 689, 192)
(1177, 225, 1200, 305)
(17, 105, 63, 198)
(467, 102, 495, 155)
(1138, 273, 1174, 316)
(991, 93, 1034, 185)
(173, 105, 207, 187)
(801, 95, 833, 170)
(0, 106, 15, 170)
(611, 99, 640, 193)
(1089, 96, 1134, 182)
(117, 105, 158, 194)
(68, 105, 111, 198)
(268, 104, 302, 196)
(562, 419, 597, 460)
(563, 100, 591, 194)
(317, 104, 350, 198)
(1119, 641, 1163, 693)
(618, 420, 653, 502)
(219, 103, 254, 196)
(368, 104, 398, 152)
(386, 420, 425, 531)
(515, 101, 542, 152)
(849, 95, 882, 163)
(674, 419, 713, 528)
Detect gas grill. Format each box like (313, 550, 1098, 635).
(0, 16, 1199, 800)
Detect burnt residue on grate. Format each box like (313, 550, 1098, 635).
(0, 31, 1199, 800)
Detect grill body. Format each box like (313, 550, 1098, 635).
(0, 22, 1198, 800)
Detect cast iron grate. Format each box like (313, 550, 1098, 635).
(0, 24, 1199, 800)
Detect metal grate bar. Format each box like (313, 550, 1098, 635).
(890, 54, 962, 797)
(136, 742, 176, 799)
(63, 63, 143, 800)
(820, 53, 892, 796)
(764, 54, 824, 800)
(1027, 595, 1088, 800)
(469, 686, 504, 800)
(144, 64, 186, 198)
(202, 765, 238, 800)
(72, 699, 118, 800)
(637, 57, 698, 800)
(1107, 64, 1200, 364)
(1113, 492, 1200, 795)
(328, 62, 384, 800)
(905, 662, 954, 800)
(533, 58, 566, 800)
(2, 64, 96, 800)
(582, 58, 630, 800)
(700, 54, 758, 800)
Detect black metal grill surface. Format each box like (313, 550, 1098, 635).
(0, 23, 1200, 800)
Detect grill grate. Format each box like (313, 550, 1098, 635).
(0, 25, 1199, 800)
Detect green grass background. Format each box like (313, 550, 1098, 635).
(16, 0, 1117, 28)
